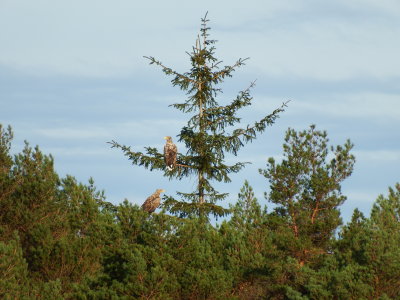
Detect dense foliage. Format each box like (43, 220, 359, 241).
(1, 124, 399, 299)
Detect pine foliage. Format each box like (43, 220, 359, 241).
(1, 124, 400, 299)
(260, 125, 356, 266)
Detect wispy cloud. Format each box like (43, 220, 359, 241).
(353, 149, 400, 162)
(1, 0, 400, 80)
(34, 118, 184, 140)
(294, 93, 400, 121)
(254, 92, 400, 122)
(36, 127, 111, 139)
(44, 146, 112, 157)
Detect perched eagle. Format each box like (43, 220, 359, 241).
(141, 189, 165, 213)
(164, 136, 177, 171)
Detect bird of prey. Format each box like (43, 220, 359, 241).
(141, 189, 165, 213)
(164, 136, 177, 171)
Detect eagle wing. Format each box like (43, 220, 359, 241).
(142, 193, 161, 213)
(164, 142, 177, 170)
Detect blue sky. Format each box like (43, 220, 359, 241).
(1, 0, 399, 221)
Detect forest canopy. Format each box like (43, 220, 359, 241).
(1, 123, 399, 299)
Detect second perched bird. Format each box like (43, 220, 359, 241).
(142, 189, 165, 213)
(164, 136, 177, 171)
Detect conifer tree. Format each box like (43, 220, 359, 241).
(110, 14, 287, 219)
(260, 125, 355, 266)
(358, 184, 400, 298)
(222, 181, 275, 299)
(229, 180, 264, 230)
(333, 186, 400, 299)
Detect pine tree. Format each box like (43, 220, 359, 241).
(110, 14, 287, 219)
(0, 233, 30, 299)
(361, 184, 400, 298)
(333, 186, 400, 299)
(229, 180, 264, 230)
(221, 181, 276, 299)
(260, 125, 355, 267)
(0, 125, 115, 296)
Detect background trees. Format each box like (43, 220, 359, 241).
(1, 122, 399, 299)
(335, 185, 400, 299)
(0, 125, 113, 298)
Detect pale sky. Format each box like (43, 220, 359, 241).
(1, 0, 399, 221)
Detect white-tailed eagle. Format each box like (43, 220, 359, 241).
(141, 189, 165, 213)
(164, 136, 177, 171)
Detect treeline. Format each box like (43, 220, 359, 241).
(1, 124, 399, 299)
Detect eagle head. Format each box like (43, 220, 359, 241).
(164, 136, 172, 142)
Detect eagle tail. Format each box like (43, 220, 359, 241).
(167, 165, 174, 171)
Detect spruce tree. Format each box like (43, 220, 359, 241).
(110, 14, 287, 219)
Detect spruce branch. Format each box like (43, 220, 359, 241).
(210, 58, 249, 82)
(144, 56, 197, 86)
(203, 81, 256, 129)
(108, 140, 165, 171)
(230, 100, 290, 143)
(162, 195, 230, 219)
